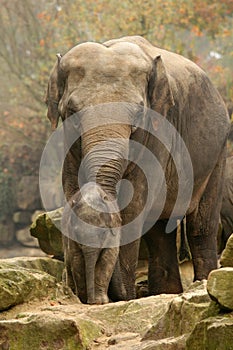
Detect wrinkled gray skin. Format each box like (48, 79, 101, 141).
(46, 36, 230, 303)
(219, 156, 233, 252)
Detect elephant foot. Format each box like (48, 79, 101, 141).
(88, 294, 109, 305)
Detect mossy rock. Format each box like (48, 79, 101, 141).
(186, 314, 233, 350)
(30, 208, 63, 257)
(220, 233, 233, 267)
(0, 267, 57, 311)
(0, 257, 64, 283)
(0, 312, 101, 350)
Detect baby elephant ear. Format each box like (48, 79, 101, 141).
(148, 55, 175, 118)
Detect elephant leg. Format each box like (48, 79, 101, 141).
(108, 258, 128, 301)
(63, 236, 76, 293)
(186, 153, 226, 281)
(95, 248, 119, 304)
(144, 220, 183, 295)
(63, 237, 87, 303)
(119, 238, 141, 300)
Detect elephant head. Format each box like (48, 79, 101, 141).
(46, 39, 175, 194)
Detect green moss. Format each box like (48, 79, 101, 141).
(0, 268, 56, 311)
(0, 314, 101, 350)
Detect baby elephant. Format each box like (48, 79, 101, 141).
(61, 182, 125, 304)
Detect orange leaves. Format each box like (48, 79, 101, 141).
(212, 65, 224, 74)
(39, 39, 45, 47)
(222, 29, 231, 37)
(37, 12, 51, 22)
(191, 26, 204, 37)
(3, 111, 10, 117)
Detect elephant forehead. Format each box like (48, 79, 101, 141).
(61, 41, 151, 74)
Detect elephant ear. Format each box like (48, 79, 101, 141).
(45, 54, 64, 130)
(148, 55, 175, 118)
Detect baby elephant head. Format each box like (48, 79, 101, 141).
(64, 182, 122, 248)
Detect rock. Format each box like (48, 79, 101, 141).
(186, 314, 233, 350)
(143, 281, 210, 341)
(13, 211, 32, 225)
(0, 278, 229, 350)
(16, 227, 39, 247)
(0, 257, 64, 282)
(30, 208, 63, 257)
(16, 176, 41, 210)
(31, 210, 45, 223)
(88, 294, 176, 336)
(107, 332, 140, 348)
(220, 233, 233, 267)
(0, 220, 15, 246)
(0, 312, 101, 350)
(0, 257, 65, 311)
(207, 267, 233, 310)
(133, 335, 187, 350)
(0, 267, 56, 311)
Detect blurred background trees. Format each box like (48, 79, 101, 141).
(0, 0, 232, 246)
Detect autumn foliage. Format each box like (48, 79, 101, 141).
(0, 0, 232, 184)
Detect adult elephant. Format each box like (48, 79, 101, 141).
(45, 36, 229, 304)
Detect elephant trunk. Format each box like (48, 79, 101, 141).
(81, 124, 131, 196)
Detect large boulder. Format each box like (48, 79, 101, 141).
(30, 208, 63, 257)
(0, 293, 176, 350)
(186, 314, 233, 350)
(142, 281, 210, 344)
(0, 257, 64, 311)
(0, 257, 64, 282)
(0, 271, 231, 350)
(207, 267, 233, 311)
(220, 233, 233, 267)
(0, 268, 56, 311)
(0, 312, 101, 350)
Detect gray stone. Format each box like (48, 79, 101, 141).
(16, 227, 39, 247)
(88, 294, 176, 336)
(13, 211, 32, 225)
(31, 210, 45, 223)
(0, 312, 101, 350)
(0, 257, 64, 282)
(207, 267, 233, 310)
(16, 176, 41, 210)
(0, 257, 66, 311)
(143, 280, 210, 341)
(0, 255, 232, 350)
(186, 314, 233, 350)
(220, 233, 233, 267)
(133, 335, 187, 350)
(30, 208, 63, 256)
(0, 267, 56, 311)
